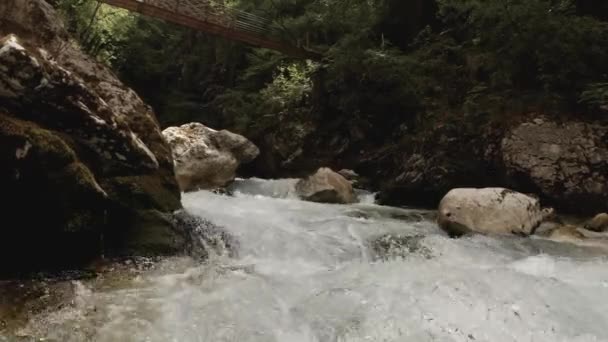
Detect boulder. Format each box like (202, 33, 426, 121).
(501, 117, 608, 214)
(585, 213, 608, 232)
(162, 122, 259, 191)
(0, 1, 183, 274)
(296, 167, 357, 204)
(437, 188, 551, 236)
(547, 225, 586, 242)
(338, 169, 359, 183)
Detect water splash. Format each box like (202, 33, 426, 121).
(3, 179, 608, 341)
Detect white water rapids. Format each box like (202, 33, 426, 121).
(5, 178, 608, 341)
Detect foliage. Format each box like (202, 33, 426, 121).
(580, 83, 608, 110)
(57, 0, 135, 63)
(56, 0, 608, 134)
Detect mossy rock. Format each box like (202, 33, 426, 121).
(0, 114, 107, 233)
(0, 114, 76, 169)
(0, 114, 108, 274)
(100, 172, 181, 213)
(104, 209, 186, 257)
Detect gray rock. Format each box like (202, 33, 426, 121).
(502, 117, 608, 214)
(550, 225, 586, 241)
(162, 122, 259, 191)
(438, 188, 552, 236)
(338, 169, 359, 182)
(296, 167, 357, 204)
(585, 213, 608, 232)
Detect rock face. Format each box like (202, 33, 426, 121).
(437, 188, 551, 236)
(585, 213, 608, 232)
(243, 106, 607, 216)
(501, 117, 608, 214)
(0, 0, 183, 274)
(162, 122, 259, 191)
(296, 167, 357, 204)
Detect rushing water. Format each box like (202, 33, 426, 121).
(4, 179, 608, 341)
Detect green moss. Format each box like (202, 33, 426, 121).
(0, 114, 76, 168)
(106, 209, 185, 256)
(65, 211, 95, 232)
(64, 162, 105, 196)
(101, 173, 181, 212)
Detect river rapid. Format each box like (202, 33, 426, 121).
(2, 178, 608, 342)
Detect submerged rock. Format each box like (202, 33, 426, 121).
(438, 188, 551, 237)
(369, 234, 432, 260)
(171, 210, 239, 258)
(584, 213, 608, 232)
(162, 122, 259, 191)
(0, 0, 182, 274)
(547, 225, 586, 242)
(296, 167, 357, 204)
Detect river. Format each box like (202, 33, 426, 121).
(3, 178, 608, 341)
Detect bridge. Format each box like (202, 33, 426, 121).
(100, 0, 321, 59)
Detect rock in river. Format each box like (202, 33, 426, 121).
(585, 213, 608, 232)
(438, 188, 552, 237)
(296, 167, 357, 204)
(162, 122, 259, 191)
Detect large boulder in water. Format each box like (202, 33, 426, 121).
(0, 1, 184, 274)
(162, 122, 259, 191)
(437, 188, 551, 236)
(501, 117, 608, 214)
(296, 167, 357, 204)
(585, 213, 608, 232)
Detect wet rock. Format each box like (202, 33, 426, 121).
(338, 169, 359, 183)
(171, 210, 239, 258)
(296, 167, 357, 204)
(501, 117, 608, 214)
(584, 213, 608, 232)
(534, 220, 563, 236)
(344, 209, 370, 219)
(438, 188, 552, 237)
(370, 234, 432, 260)
(162, 122, 259, 191)
(547, 225, 586, 242)
(535, 223, 587, 242)
(211, 187, 234, 196)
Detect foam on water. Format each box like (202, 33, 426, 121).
(5, 179, 608, 341)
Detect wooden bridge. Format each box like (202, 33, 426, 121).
(100, 0, 320, 59)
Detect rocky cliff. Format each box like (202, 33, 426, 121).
(0, 0, 184, 275)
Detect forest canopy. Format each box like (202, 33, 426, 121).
(55, 0, 608, 132)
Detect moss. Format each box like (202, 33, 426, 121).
(63, 161, 106, 196)
(52, 162, 107, 233)
(0, 141, 109, 235)
(101, 173, 181, 212)
(65, 211, 95, 232)
(0, 113, 76, 168)
(104, 209, 185, 256)
(0, 110, 182, 272)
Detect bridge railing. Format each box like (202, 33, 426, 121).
(139, 0, 277, 37)
(102, 0, 320, 58)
